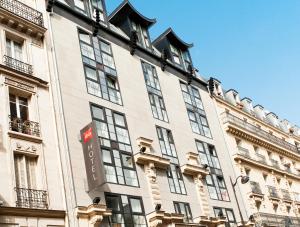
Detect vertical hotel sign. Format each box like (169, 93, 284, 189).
(80, 122, 103, 191)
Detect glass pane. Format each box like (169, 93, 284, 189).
(92, 106, 104, 120)
(80, 42, 95, 59)
(102, 149, 112, 163)
(100, 41, 111, 54)
(130, 198, 142, 213)
(85, 67, 97, 80)
(121, 154, 133, 168)
(106, 196, 121, 211)
(114, 114, 125, 127)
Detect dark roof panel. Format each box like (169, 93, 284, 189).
(108, 0, 156, 28)
(153, 27, 193, 50)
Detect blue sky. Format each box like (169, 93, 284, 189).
(106, 0, 300, 126)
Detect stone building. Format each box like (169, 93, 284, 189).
(209, 78, 300, 226)
(44, 0, 246, 226)
(0, 0, 66, 225)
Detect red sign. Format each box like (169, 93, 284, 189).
(83, 127, 93, 143)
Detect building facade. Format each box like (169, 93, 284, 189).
(210, 78, 300, 226)
(44, 0, 245, 226)
(0, 0, 66, 225)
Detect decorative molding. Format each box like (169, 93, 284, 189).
(8, 130, 42, 144)
(76, 204, 111, 227)
(5, 76, 35, 92)
(11, 138, 40, 155)
(0, 206, 65, 218)
(135, 152, 170, 170)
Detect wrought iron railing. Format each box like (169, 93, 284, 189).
(255, 153, 266, 164)
(267, 186, 280, 199)
(15, 187, 48, 209)
(222, 112, 299, 155)
(253, 212, 300, 227)
(250, 181, 263, 195)
(0, 0, 44, 26)
(3, 55, 33, 75)
(294, 193, 300, 202)
(9, 115, 40, 137)
(281, 189, 291, 201)
(237, 146, 251, 158)
(270, 158, 280, 169)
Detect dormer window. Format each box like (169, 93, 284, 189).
(170, 44, 181, 65)
(131, 21, 151, 49)
(74, 0, 86, 15)
(91, 0, 105, 22)
(182, 50, 192, 70)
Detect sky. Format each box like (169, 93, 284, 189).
(106, 0, 300, 126)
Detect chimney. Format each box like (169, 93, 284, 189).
(241, 97, 254, 115)
(266, 112, 279, 127)
(253, 105, 266, 121)
(225, 89, 241, 107)
(279, 119, 290, 133)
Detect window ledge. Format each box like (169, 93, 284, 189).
(8, 130, 42, 143)
(134, 152, 170, 170)
(181, 164, 209, 177)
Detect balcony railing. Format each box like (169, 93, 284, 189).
(250, 181, 263, 195)
(255, 153, 266, 164)
(281, 189, 291, 201)
(253, 213, 300, 226)
(267, 186, 280, 199)
(0, 0, 44, 26)
(270, 158, 280, 169)
(222, 112, 299, 155)
(15, 187, 48, 209)
(4, 55, 33, 75)
(237, 146, 251, 158)
(9, 115, 40, 137)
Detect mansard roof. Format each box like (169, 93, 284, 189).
(153, 27, 193, 50)
(108, 0, 156, 28)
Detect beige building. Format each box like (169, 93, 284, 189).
(210, 78, 300, 226)
(0, 0, 66, 225)
(44, 0, 248, 226)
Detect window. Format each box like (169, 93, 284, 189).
(91, 105, 138, 187)
(180, 82, 211, 138)
(74, 0, 87, 14)
(14, 154, 37, 189)
(213, 207, 236, 227)
(174, 202, 193, 223)
(182, 50, 192, 71)
(105, 194, 147, 227)
(196, 140, 229, 201)
(6, 38, 23, 61)
(170, 44, 182, 65)
(142, 62, 168, 122)
(9, 94, 28, 122)
(157, 126, 186, 194)
(91, 0, 105, 22)
(131, 21, 151, 49)
(79, 31, 122, 104)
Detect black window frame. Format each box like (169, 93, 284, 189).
(156, 126, 186, 195)
(78, 29, 122, 105)
(90, 103, 139, 187)
(105, 193, 147, 227)
(180, 81, 212, 138)
(131, 20, 152, 50)
(196, 140, 230, 201)
(141, 61, 169, 122)
(174, 201, 193, 223)
(213, 207, 236, 227)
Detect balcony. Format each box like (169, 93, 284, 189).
(253, 213, 300, 226)
(4, 55, 33, 75)
(270, 158, 280, 169)
(294, 193, 300, 204)
(222, 112, 299, 155)
(255, 153, 267, 165)
(0, 0, 43, 26)
(9, 115, 40, 137)
(267, 186, 280, 201)
(281, 189, 292, 202)
(249, 181, 264, 201)
(15, 187, 48, 209)
(237, 146, 251, 158)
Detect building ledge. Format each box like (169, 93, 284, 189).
(181, 164, 209, 177)
(248, 192, 264, 201)
(0, 3, 46, 39)
(148, 211, 185, 225)
(194, 215, 227, 227)
(1, 64, 48, 88)
(8, 130, 42, 143)
(135, 152, 170, 169)
(0, 206, 65, 218)
(76, 204, 112, 219)
(233, 153, 300, 180)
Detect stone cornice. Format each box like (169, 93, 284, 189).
(215, 95, 300, 142)
(233, 153, 300, 180)
(135, 152, 170, 170)
(0, 206, 65, 218)
(227, 125, 300, 162)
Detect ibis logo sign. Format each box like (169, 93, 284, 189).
(80, 122, 104, 191)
